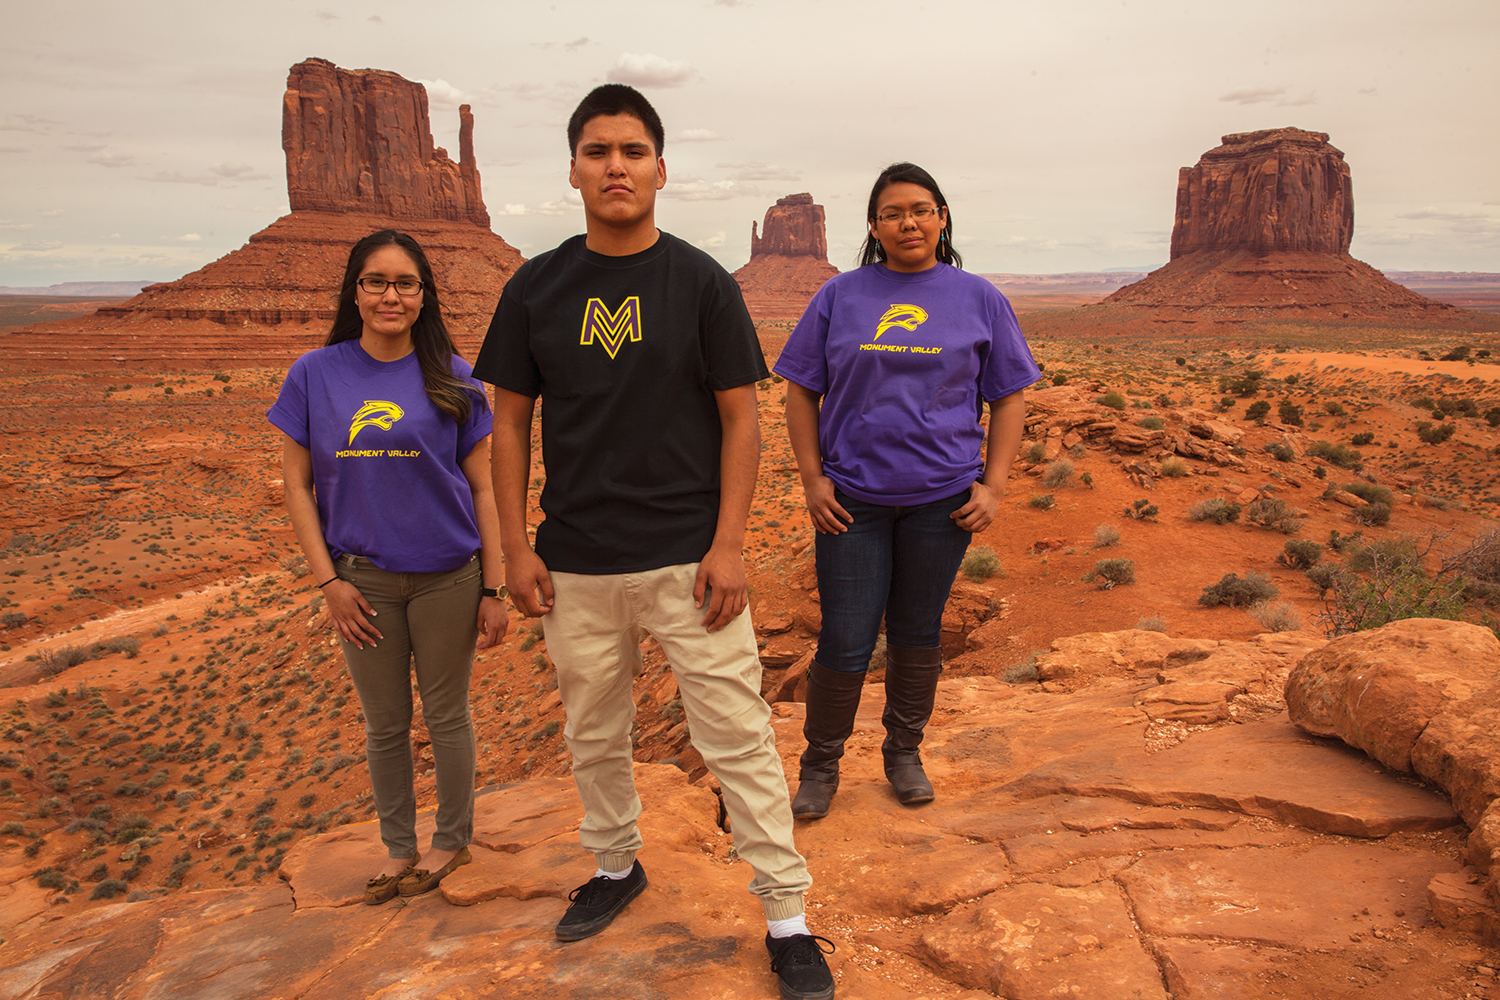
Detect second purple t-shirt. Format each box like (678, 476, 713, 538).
(773, 262, 1040, 505)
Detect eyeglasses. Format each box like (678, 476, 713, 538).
(875, 206, 941, 226)
(357, 277, 424, 296)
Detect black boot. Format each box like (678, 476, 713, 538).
(882, 645, 942, 806)
(792, 661, 866, 820)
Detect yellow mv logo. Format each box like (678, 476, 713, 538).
(874, 304, 929, 340)
(348, 400, 405, 446)
(580, 296, 643, 359)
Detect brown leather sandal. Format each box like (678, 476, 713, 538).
(397, 846, 472, 897)
(363, 853, 419, 906)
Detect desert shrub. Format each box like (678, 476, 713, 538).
(1052, 372, 1068, 386)
(90, 878, 129, 900)
(1437, 396, 1478, 417)
(1135, 616, 1167, 632)
(1347, 536, 1421, 574)
(91, 636, 140, 660)
(1305, 562, 1352, 598)
(1279, 539, 1323, 570)
(1479, 407, 1500, 428)
(34, 868, 66, 889)
(1307, 440, 1363, 470)
(1001, 654, 1039, 684)
(1186, 498, 1242, 524)
(1175, 357, 1186, 366)
(1416, 421, 1456, 445)
(1442, 529, 1500, 583)
(961, 546, 1003, 581)
(1343, 482, 1394, 506)
(1096, 391, 1126, 411)
(1314, 466, 1326, 479)
(1085, 559, 1136, 589)
(1, 612, 26, 629)
(38, 645, 92, 677)
(1250, 601, 1303, 632)
(1324, 401, 1347, 417)
(1352, 502, 1392, 527)
(1156, 393, 1175, 407)
(1137, 416, 1165, 431)
(1218, 397, 1237, 411)
(1160, 457, 1189, 478)
(1245, 400, 1271, 423)
(1350, 432, 1375, 446)
(1093, 523, 1121, 547)
(1029, 494, 1056, 510)
(1199, 572, 1279, 608)
(1411, 395, 1436, 410)
(1264, 442, 1294, 462)
(1244, 497, 1304, 534)
(1327, 529, 1364, 552)
(1321, 560, 1468, 637)
(1278, 401, 1304, 426)
(1041, 459, 1075, 488)
(1442, 345, 1472, 362)
(1026, 442, 1046, 463)
(1218, 370, 1264, 396)
(1123, 499, 1159, 521)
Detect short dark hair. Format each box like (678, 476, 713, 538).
(326, 229, 480, 423)
(856, 162, 963, 269)
(567, 84, 665, 156)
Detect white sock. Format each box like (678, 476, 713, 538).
(594, 865, 633, 880)
(767, 914, 810, 939)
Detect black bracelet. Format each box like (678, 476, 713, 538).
(316, 576, 339, 589)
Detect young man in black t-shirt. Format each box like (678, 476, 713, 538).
(474, 85, 835, 1000)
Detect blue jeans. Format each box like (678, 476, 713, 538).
(814, 488, 973, 673)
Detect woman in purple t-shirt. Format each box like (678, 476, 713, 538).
(773, 163, 1038, 819)
(269, 230, 509, 902)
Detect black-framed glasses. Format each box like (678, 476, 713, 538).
(357, 277, 424, 296)
(875, 206, 941, 226)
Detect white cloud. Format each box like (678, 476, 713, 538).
(208, 162, 260, 179)
(173, 233, 202, 242)
(696, 231, 726, 250)
(677, 129, 725, 143)
(607, 53, 695, 88)
(717, 162, 800, 182)
(1398, 209, 1486, 221)
(0, 114, 56, 132)
(564, 37, 589, 50)
(534, 193, 584, 216)
(143, 171, 222, 187)
(1278, 91, 1318, 107)
(663, 178, 746, 201)
(85, 150, 134, 168)
(40, 209, 62, 217)
(0, 221, 35, 231)
(499, 204, 530, 216)
(12, 241, 63, 251)
(1219, 86, 1285, 105)
(418, 79, 472, 108)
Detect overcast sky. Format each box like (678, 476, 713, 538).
(2, 0, 1497, 286)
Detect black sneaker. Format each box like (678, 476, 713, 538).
(765, 933, 835, 1000)
(554, 861, 648, 941)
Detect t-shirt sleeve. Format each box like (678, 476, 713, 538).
(771, 282, 833, 394)
(472, 267, 541, 398)
(978, 288, 1042, 401)
(451, 358, 494, 460)
(266, 355, 312, 448)
(702, 267, 769, 391)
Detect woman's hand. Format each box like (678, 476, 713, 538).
(476, 595, 509, 648)
(323, 579, 383, 649)
(951, 481, 1001, 533)
(803, 475, 854, 534)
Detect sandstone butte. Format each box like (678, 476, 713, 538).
(733, 193, 841, 322)
(1048, 127, 1497, 332)
(2, 57, 524, 371)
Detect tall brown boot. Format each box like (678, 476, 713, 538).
(791, 661, 866, 820)
(882, 645, 943, 805)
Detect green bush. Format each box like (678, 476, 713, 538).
(1186, 498, 1242, 524)
(1343, 482, 1394, 507)
(90, 878, 129, 900)
(1416, 421, 1456, 445)
(1305, 562, 1351, 598)
(1137, 416, 1165, 431)
(961, 546, 1003, 581)
(1026, 441, 1046, 463)
(1245, 497, 1304, 534)
(1245, 400, 1271, 423)
(1265, 442, 1294, 462)
(1350, 432, 1375, 446)
(1199, 572, 1279, 608)
(1324, 401, 1347, 417)
(1052, 372, 1068, 386)
(1307, 440, 1363, 470)
(1279, 539, 1323, 570)
(1352, 501, 1392, 527)
(1218, 370, 1265, 396)
(1096, 391, 1126, 411)
(1029, 493, 1056, 510)
(1322, 560, 1469, 637)
(1160, 457, 1189, 477)
(1085, 559, 1136, 589)
(1347, 536, 1421, 574)
(1278, 401, 1304, 426)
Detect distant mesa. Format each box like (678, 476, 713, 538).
(733, 193, 839, 321)
(7, 57, 524, 368)
(1078, 127, 1491, 328)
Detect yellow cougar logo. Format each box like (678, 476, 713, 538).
(874, 304, 929, 340)
(580, 296, 642, 359)
(348, 400, 405, 446)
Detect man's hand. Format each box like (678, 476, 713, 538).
(693, 542, 747, 631)
(951, 480, 1001, 533)
(506, 548, 555, 617)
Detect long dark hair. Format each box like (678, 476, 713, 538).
(327, 229, 480, 423)
(856, 162, 963, 269)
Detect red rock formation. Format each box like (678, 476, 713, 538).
(283, 58, 489, 227)
(749, 193, 828, 260)
(6, 58, 523, 369)
(1170, 128, 1352, 257)
(734, 193, 839, 322)
(1068, 127, 1492, 329)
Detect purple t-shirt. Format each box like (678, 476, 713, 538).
(267, 339, 493, 573)
(773, 263, 1039, 505)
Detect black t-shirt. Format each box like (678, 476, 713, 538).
(473, 232, 769, 574)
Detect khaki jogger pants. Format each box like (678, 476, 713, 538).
(543, 562, 811, 920)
